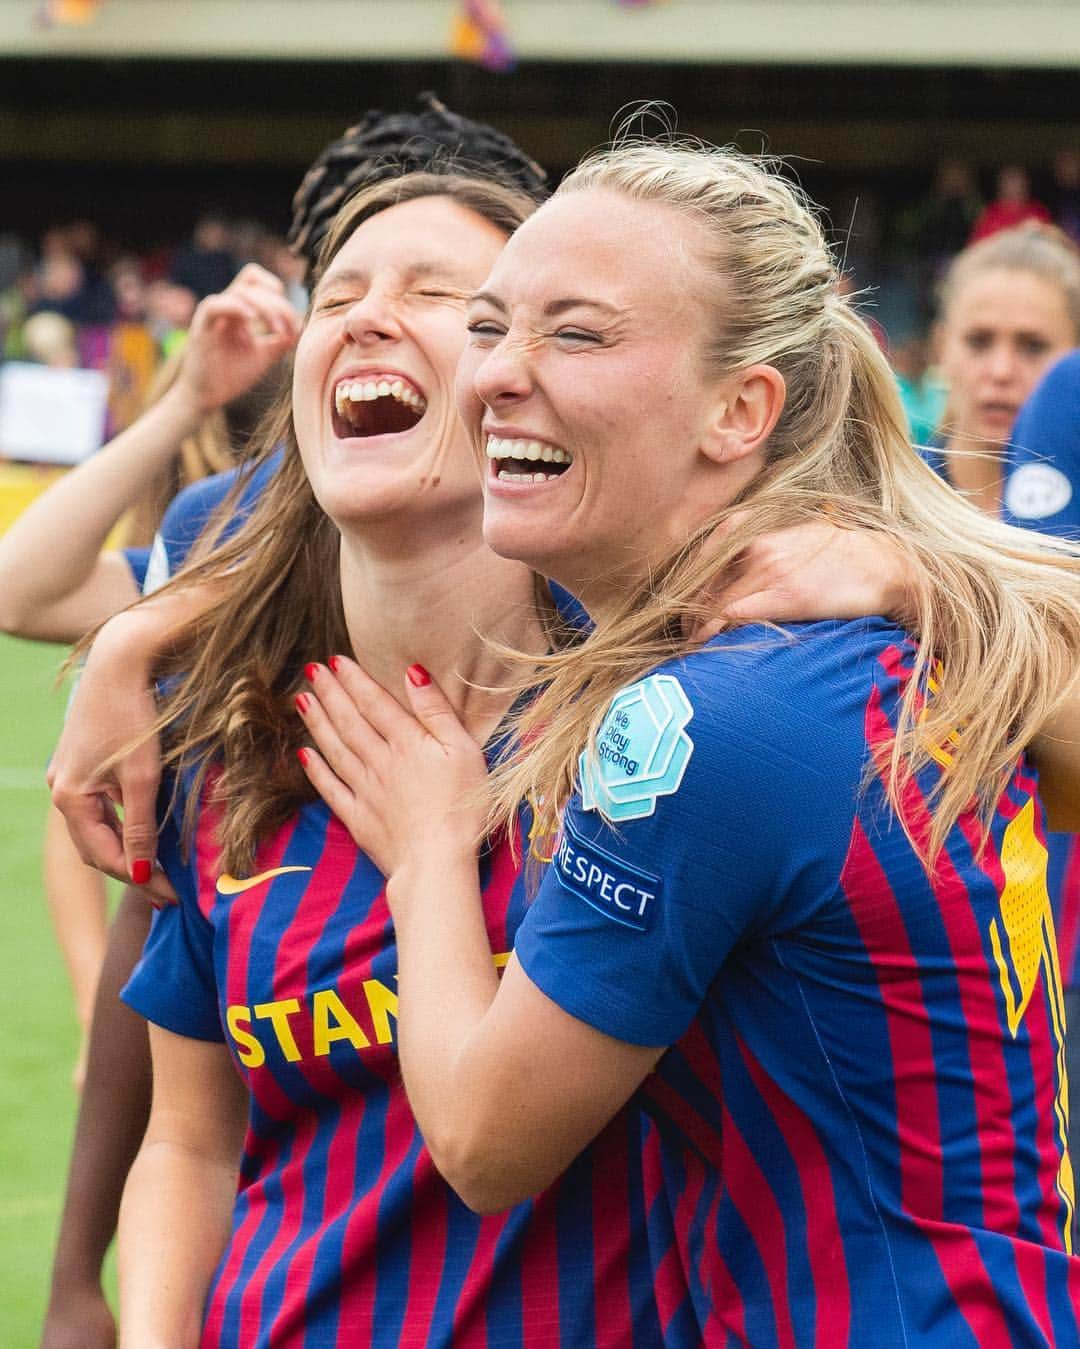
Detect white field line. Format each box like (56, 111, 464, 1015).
(0, 768, 47, 790)
(0, 1193, 58, 1219)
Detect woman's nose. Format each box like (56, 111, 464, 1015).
(343, 288, 403, 345)
(473, 335, 534, 405)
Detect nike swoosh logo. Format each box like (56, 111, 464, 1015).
(216, 866, 313, 895)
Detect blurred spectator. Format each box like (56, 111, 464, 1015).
(892, 333, 947, 445)
(263, 234, 308, 310)
(1051, 148, 1080, 245)
(22, 310, 80, 368)
(169, 210, 238, 300)
(145, 278, 196, 360)
(909, 159, 982, 269)
(970, 165, 1052, 243)
(930, 223, 1080, 512)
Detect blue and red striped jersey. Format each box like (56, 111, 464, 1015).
(515, 617, 1080, 1346)
(123, 780, 666, 1346)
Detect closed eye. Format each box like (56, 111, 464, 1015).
(467, 320, 506, 340)
(556, 328, 601, 346)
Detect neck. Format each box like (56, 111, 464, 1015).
(942, 432, 1004, 516)
(338, 518, 545, 744)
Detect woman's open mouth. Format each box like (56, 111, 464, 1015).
(486, 436, 573, 483)
(332, 376, 427, 439)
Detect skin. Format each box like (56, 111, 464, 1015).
(114, 195, 546, 1344)
(938, 267, 1076, 513)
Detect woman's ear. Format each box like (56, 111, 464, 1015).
(700, 364, 786, 466)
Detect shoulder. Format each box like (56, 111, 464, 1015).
(580, 619, 901, 836)
(152, 449, 284, 584)
(1004, 353, 1080, 531)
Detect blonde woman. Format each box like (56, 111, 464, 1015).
(296, 144, 1080, 1344)
(930, 222, 1080, 513)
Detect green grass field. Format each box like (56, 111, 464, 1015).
(0, 633, 118, 1345)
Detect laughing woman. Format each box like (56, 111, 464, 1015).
(87, 171, 665, 1347)
(297, 144, 1080, 1346)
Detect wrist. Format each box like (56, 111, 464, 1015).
(157, 380, 210, 429)
(386, 848, 479, 911)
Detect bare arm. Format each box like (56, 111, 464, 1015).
(40, 889, 153, 1349)
(49, 583, 223, 899)
(118, 1026, 246, 1348)
(0, 264, 297, 644)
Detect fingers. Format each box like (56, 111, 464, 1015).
(227, 262, 286, 296)
(295, 673, 376, 792)
(319, 656, 424, 744)
(50, 786, 127, 882)
(296, 744, 356, 825)
(402, 663, 479, 751)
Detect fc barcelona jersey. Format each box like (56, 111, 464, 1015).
(124, 779, 664, 1347)
(515, 618, 1080, 1346)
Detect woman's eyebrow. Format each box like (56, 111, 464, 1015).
(543, 298, 620, 318)
(467, 293, 620, 318)
(469, 289, 507, 312)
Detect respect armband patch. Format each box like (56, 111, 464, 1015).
(553, 814, 662, 932)
(579, 673, 694, 822)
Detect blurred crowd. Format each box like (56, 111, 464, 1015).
(0, 210, 306, 442)
(1, 151, 1079, 451)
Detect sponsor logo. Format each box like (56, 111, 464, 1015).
(553, 814, 661, 931)
(579, 673, 694, 822)
(1004, 463, 1073, 520)
(216, 865, 313, 895)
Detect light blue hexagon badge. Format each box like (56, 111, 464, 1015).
(579, 674, 694, 822)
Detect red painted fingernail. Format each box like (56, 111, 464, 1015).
(150, 899, 164, 912)
(305, 662, 320, 683)
(132, 858, 152, 885)
(296, 747, 310, 767)
(407, 663, 431, 687)
(295, 693, 311, 715)
(329, 655, 342, 673)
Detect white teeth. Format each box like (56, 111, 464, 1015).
(334, 377, 428, 419)
(497, 470, 553, 483)
(485, 436, 571, 465)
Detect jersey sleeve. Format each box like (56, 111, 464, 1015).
(514, 633, 869, 1047)
(121, 545, 152, 592)
(1002, 351, 1080, 537)
(121, 782, 223, 1042)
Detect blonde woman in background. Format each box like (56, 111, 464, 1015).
(296, 142, 1080, 1344)
(930, 222, 1080, 512)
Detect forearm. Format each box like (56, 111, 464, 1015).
(118, 1138, 237, 1348)
(0, 387, 200, 638)
(45, 891, 153, 1307)
(388, 851, 511, 1196)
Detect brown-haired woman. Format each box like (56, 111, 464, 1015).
(78, 173, 663, 1346)
(297, 143, 1080, 1344)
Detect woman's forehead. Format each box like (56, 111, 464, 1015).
(485, 189, 702, 307)
(326, 197, 507, 281)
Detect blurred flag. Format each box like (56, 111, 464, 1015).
(451, 0, 516, 72)
(36, 0, 104, 25)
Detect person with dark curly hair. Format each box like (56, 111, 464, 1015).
(38, 97, 551, 1349)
